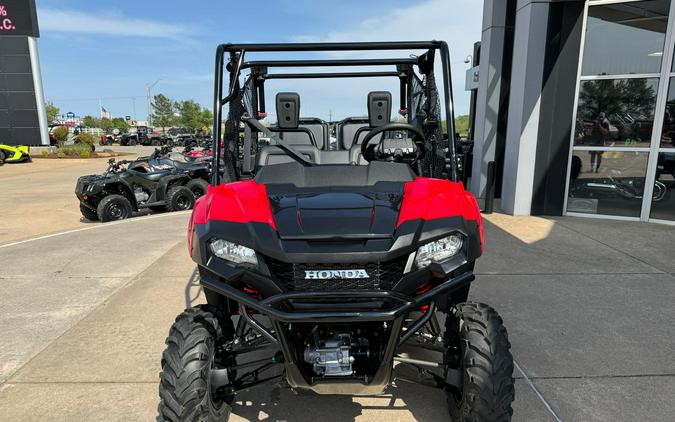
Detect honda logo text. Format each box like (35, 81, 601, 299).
(304, 269, 369, 280)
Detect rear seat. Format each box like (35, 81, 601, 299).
(257, 91, 391, 168)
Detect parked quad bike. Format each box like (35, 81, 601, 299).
(158, 41, 515, 422)
(75, 158, 196, 222)
(132, 146, 212, 198)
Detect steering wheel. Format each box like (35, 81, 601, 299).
(360, 123, 426, 162)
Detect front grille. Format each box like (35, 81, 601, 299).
(265, 257, 408, 291)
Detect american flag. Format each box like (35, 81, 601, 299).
(101, 107, 112, 120)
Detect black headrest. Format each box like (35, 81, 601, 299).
(367, 91, 392, 127)
(276, 92, 300, 129)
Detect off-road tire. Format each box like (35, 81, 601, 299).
(79, 204, 99, 221)
(158, 306, 234, 421)
(96, 194, 133, 222)
(445, 302, 515, 421)
(165, 186, 195, 212)
(186, 179, 209, 199)
(152, 139, 161, 146)
(0, 150, 5, 164)
(128, 139, 137, 146)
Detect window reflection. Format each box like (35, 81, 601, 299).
(582, 0, 669, 76)
(574, 79, 657, 148)
(651, 152, 675, 220)
(567, 151, 649, 217)
(660, 79, 675, 148)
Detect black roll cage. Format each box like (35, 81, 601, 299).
(211, 41, 458, 185)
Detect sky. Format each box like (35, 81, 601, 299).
(36, 0, 483, 123)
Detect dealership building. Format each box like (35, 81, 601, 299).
(471, 0, 675, 224)
(0, 0, 47, 147)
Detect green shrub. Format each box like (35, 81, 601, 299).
(41, 150, 49, 157)
(74, 133, 96, 146)
(58, 144, 91, 157)
(79, 148, 91, 158)
(56, 150, 66, 159)
(52, 126, 69, 147)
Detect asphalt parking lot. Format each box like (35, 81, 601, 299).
(1, 156, 675, 421)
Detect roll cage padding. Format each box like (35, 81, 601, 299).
(254, 160, 414, 188)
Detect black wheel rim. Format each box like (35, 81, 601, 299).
(191, 187, 204, 198)
(108, 203, 124, 219)
(176, 195, 190, 210)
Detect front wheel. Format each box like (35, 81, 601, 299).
(96, 194, 133, 222)
(158, 306, 234, 421)
(445, 302, 515, 421)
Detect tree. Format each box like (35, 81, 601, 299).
(199, 108, 213, 131)
(110, 117, 129, 132)
(151, 94, 176, 131)
(46, 101, 59, 123)
(454, 115, 470, 138)
(176, 100, 203, 131)
(82, 115, 97, 128)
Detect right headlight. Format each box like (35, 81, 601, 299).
(415, 234, 463, 268)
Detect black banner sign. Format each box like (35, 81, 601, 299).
(0, 0, 39, 37)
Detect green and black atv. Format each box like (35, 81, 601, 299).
(75, 158, 196, 222)
(0, 144, 31, 165)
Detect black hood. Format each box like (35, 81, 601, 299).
(267, 183, 405, 240)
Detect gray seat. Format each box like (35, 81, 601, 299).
(299, 118, 328, 149)
(257, 145, 320, 167)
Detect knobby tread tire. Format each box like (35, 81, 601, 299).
(158, 305, 233, 422)
(446, 302, 515, 422)
(186, 179, 209, 199)
(96, 194, 132, 222)
(165, 186, 195, 212)
(79, 203, 99, 221)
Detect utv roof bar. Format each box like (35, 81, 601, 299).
(220, 41, 442, 52)
(212, 41, 458, 184)
(241, 58, 418, 68)
(263, 71, 400, 80)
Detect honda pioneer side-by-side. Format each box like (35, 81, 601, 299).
(159, 41, 515, 421)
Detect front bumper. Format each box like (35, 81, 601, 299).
(199, 267, 473, 395)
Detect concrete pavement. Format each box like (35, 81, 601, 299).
(0, 145, 158, 244)
(1, 210, 675, 420)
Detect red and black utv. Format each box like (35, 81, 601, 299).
(159, 41, 514, 421)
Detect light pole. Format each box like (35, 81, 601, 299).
(147, 79, 161, 126)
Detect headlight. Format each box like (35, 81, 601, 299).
(415, 234, 463, 268)
(209, 238, 258, 266)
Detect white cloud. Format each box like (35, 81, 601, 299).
(37, 8, 189, 39)
(280, 0, 483, 119)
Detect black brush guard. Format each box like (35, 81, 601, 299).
(200, 271, 473, 394)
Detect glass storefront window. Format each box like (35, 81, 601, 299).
(574, 78, 658, 148)
(567, 151, 649, 217)
(582, 1, 669, 76)
(651, 151, 675, 220)
(660, 78, 675, 148)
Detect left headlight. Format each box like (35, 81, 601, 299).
(415, 234, 463, 268)
(209, 238, 258, 267)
